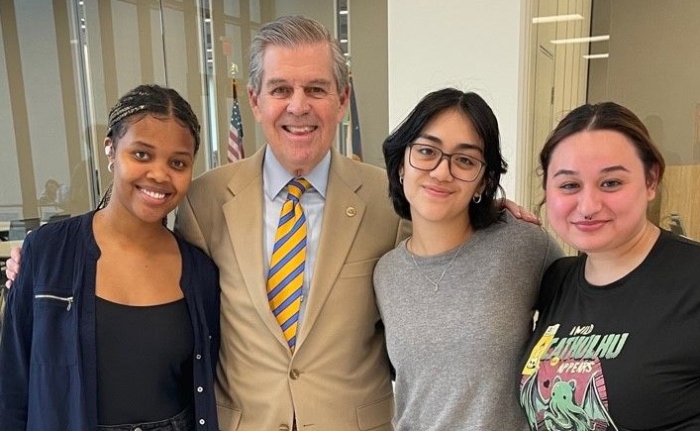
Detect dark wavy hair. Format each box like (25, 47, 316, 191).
(383, 88, 508, 229)
(539, 102, 665, 202)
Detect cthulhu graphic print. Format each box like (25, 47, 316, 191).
(519, 323, 624, 431)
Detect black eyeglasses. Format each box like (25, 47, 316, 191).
(408, 143, 486, 182)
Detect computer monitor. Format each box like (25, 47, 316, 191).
(8, 218, 41, 241)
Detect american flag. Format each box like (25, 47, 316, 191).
(227, 82, 245, 162)
(348, 76, 363, 161)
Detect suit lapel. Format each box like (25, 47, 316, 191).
(297, 149, 366, 348)
(222, 148, 289, 349)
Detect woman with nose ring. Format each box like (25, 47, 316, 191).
(519, 102, 700, 430)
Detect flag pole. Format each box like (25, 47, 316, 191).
(347, 59, 363, 162)
(231, 63, 238, 100)
(227, 63, 245, 162)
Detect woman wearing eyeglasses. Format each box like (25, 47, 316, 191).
(374, 88, 562, 430)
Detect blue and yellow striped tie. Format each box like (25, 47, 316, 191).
(267, 178, 311, 351)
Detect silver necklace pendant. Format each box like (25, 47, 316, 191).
(410, 240, 467, 292)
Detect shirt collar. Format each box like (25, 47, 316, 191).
(263, 146, 330, 200)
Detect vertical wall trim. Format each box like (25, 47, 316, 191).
(0, 0, 37, 217)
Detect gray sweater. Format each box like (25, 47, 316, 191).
(373, 213, 562, 431)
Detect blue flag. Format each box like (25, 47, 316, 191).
(348, 76, 363, 161)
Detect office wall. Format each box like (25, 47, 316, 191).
(588, 0, 700, 165)
(275, 1, 334, 28)
(387, 0, 526, 198)
(348, 0, 389, 167)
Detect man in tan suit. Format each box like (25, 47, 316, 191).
(175, 16, 403, 431)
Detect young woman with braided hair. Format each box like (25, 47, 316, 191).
(0, 84, 220, 431)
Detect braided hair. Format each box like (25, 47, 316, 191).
(97, 84, 200, 211)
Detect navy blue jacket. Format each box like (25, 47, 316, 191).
(0, 211, 220, 430)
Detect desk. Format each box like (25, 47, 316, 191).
(0, 240, 22, 258)
(0, 221, 10, 236)
(0, 220, 48, 242)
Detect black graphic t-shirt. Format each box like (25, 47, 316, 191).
(519, 230, 700, 431)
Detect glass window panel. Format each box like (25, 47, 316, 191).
(224, 24, 244, 72)
(249, 0, 261, 23)
(0, 12, 21, 221)
(111, 1, 143, 93)
(225, 0, 241, 18)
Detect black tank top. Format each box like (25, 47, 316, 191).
(95, 296, 194, 425)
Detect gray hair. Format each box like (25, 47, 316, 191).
(248, 15, 349, 96)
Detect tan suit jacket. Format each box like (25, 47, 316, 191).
(175, 147, 405, 431)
